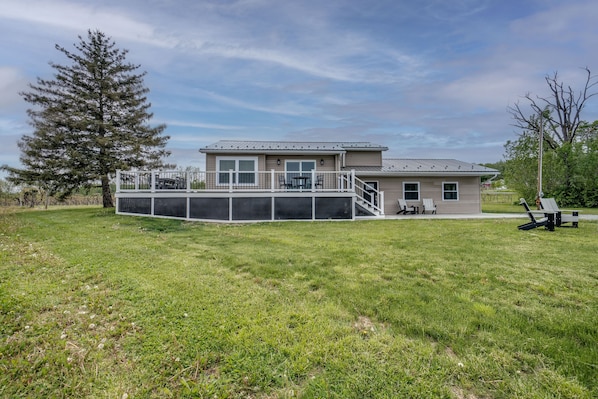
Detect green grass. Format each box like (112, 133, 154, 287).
(1, 207, 597, 398)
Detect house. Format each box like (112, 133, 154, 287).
(115, 140, 498, 222)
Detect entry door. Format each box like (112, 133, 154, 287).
(364, 181, 379, 206)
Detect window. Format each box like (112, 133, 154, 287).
(403, 182, 419, 201)
(217, 157, 258, 185)
(237, 160, 255, 184)
(285, 160, 316, 188)
(285, 160, 316, 175)
(443, 182, 459, 200)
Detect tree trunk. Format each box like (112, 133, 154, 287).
(101, 174, 114, 208)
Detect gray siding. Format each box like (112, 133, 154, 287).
(345, 151, 382, 167)
(361, 176, 482, 214)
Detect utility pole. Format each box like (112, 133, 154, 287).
(536, 110, 544, 209)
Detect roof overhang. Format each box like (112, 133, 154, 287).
(354, 171, 497, 177)
(201, 149, 347, 156)
(199, 140, 388, 154)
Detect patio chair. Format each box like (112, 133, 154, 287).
(517, 198, 554, 231)
(422, 198, 437, 214)
(397, 198, 416, 214)
(540, 198, 579, 227)
(278, 175, 292, 189)
(314, 175, 324, 189)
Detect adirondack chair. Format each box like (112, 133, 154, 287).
(518, 198, 554, 231)
(540, 198, 579, 227)
(397, 198, 417, 214)
(422, 198, 437, 214)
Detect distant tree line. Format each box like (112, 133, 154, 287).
(504, 68, 598, 207)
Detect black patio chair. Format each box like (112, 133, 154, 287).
(278, 175, 292, 189)
(314, 175, 324, 189)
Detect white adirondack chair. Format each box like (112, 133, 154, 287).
(422, 198, 437, 214)
(397, 199, 416, 214)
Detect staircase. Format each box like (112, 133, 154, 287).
(353, 176, 384, 217)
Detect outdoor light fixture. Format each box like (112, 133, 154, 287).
(277, 159, 281, 165)
(320, 158, 324, 166)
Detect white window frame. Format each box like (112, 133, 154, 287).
(216, 156, 258, 186)
(403, 182, 420, 201)
(285, 160, 316, 186)
(442, 181, 459, 201)
(285, 160, 317, 174)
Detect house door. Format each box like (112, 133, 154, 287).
(364, 181, 378, 206)
(286, 160, 316, 189)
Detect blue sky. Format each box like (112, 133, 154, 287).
(1, 0, 598, 172)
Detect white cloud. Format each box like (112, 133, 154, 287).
(2, 0, 598, 168)
(0, 67, 28, 108)
(165, 120, 245, 131)
(194, 89, 315, 117)
(0, 0, 175, 48)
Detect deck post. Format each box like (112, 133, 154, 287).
(116, 170, 121, 193)
(379, 191, 385, 215)
(271, 170, 275, 192)
(151, 171, 156, 192)
(229, 170, 233, 193)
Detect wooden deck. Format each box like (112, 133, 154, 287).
(115, 170, 383, 222)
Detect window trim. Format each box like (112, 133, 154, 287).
(403, 181, 420, 201)
(442, 181, 459, 201)
(216, 156, 258, 186)
(284, 159, 317, 181)
(284, 159, 317, 173)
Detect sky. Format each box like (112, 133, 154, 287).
(1, 0, 598, 173)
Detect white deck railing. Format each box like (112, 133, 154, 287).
(116, 169, 357, 193)
(354, 177, 385, 215)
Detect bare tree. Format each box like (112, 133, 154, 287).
(509, 67, 597, 148)
(507, 67, 598, 195)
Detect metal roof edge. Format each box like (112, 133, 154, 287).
(199, 140, 388, 153)
(353, 171, 497, 177)
(199, 149, 347, 155)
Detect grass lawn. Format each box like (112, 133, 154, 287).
(1, 207, 597, 398)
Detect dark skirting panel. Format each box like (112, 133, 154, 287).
(118, 197, 151, 215)
(189, 197, 229, 220)
(274, 197, 312, 220)
(155, 198, 187, 218)
(315, 197, 352, 219)
(232, 197, 272, 220)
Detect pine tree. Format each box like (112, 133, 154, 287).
(6, 30, 169, 207)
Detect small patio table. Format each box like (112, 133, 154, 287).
(292, 176, 309, 189)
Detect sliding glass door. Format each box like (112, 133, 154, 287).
(286, 160, 315, 189)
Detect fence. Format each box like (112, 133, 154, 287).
(481, 191, 519, 204)
(116, 170, 356, 193)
